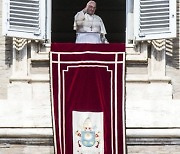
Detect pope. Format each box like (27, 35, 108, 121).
(73, 1, 108, 43)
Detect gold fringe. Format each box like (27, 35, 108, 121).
(13, 38, 31, 51)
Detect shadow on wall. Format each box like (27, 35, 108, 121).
(5, 37, 13, 67)
(0, 37, 13, 99)
(166, 38, 180, 69)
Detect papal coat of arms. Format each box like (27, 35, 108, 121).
(73, 111, 104, 154)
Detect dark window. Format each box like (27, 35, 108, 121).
(52, 0, 126, 43)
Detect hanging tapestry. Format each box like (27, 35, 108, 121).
(50, 43, 126, 154)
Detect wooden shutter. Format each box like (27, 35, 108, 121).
(134, 0, 176, 41)
(2, 0, 46, 40)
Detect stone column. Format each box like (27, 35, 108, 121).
(149, 40, 166, 78)
(8, 38, 32, 100)
(12, 38, 29, 77)
(148, 39, 172, 99)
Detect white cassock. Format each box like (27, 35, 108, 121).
(73, 11, 108, 44)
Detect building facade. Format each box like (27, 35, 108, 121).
(0, 0, 180, 153)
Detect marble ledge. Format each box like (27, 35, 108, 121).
(126, 55, 147, 62)
(0, 128, 53, 138)
(31, 52, 49, 61)
(9, 75, 50, 83)
(126, 75, 171, 83)
(126, 128, 180, 138)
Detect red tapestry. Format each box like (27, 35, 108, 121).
(50, 43, 126, 154)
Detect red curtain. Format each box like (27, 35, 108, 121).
(50, 43, 125, 154)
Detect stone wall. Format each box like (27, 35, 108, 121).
(167, 0, 180, 99)
(0, 145, 54, 154)
(0, 35, 12, 99)
(127, 145, 180, 154)
(172, 0, 180, 69)
(0, 0, 13, 99)
(2, 145, 180, 154)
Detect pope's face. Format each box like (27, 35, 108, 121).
(87, 2, 96, 15)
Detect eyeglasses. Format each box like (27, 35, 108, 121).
(89, 5, 96, 9)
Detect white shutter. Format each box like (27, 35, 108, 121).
(134, 0, 176, 41)
(2, 0, 46, 40)
(126, 0, 134, 45)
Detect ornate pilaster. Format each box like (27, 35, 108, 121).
(149, 39, 166, 78)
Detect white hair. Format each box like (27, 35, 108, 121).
(87, 1, 96, 6)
